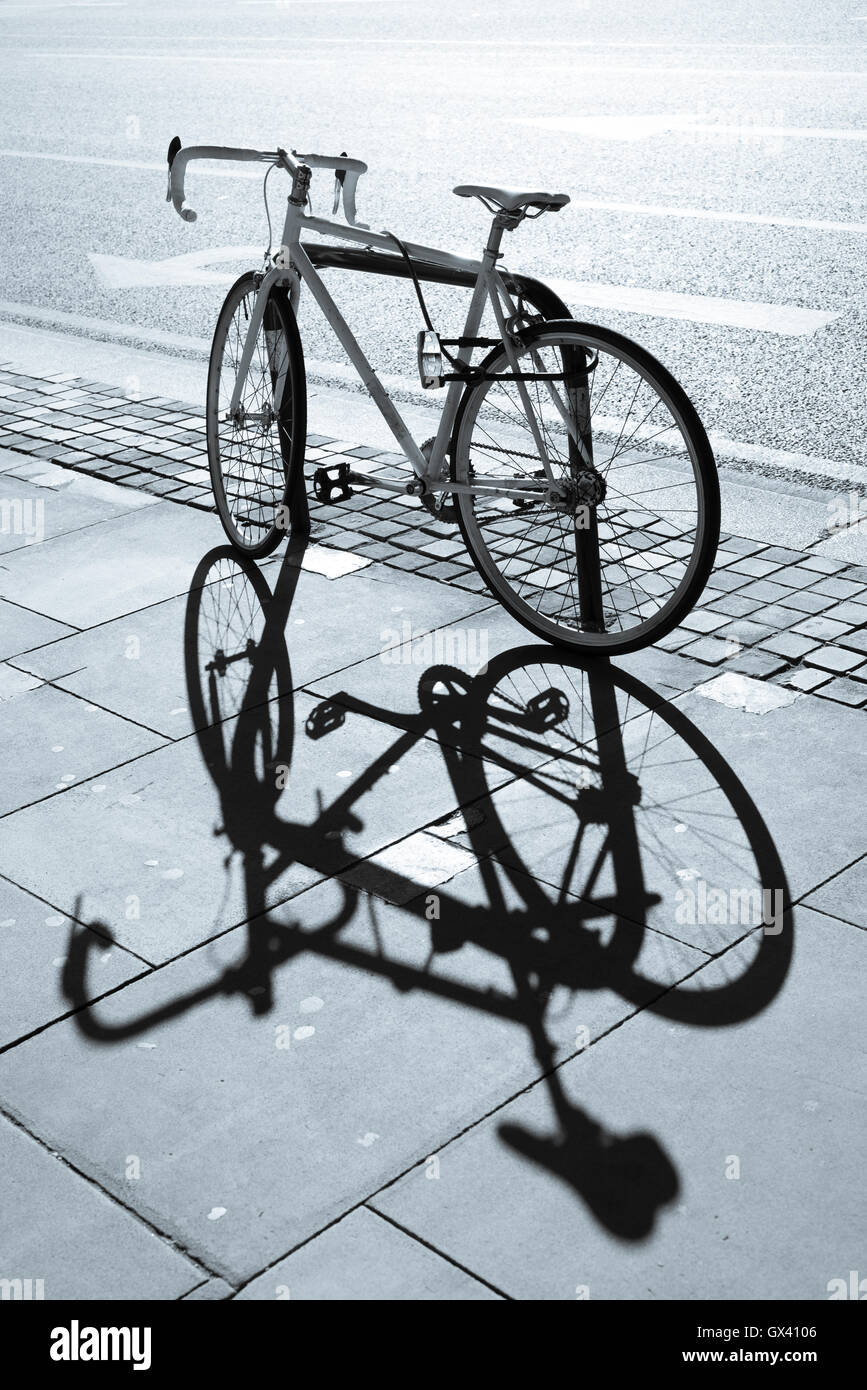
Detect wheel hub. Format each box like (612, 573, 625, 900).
(573, 467, 607, 508)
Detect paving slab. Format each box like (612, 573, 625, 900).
(333, 852, 703, 1034)
(0, 871, 702, 1286)
(0, 500, 226, 627)
(0, 665, 165, 816)
(372, 909, 866, 1300)
(0, 472, 158, 559)
(670, 684, 867, 901)
(12, 548, 493, 740)
(0, 877, 145, 1050)
(0, 686, 510, 963)
(235, 1206, 500, 1300)
(0, 599, 74, 662)
(802, 855, 867, 931)
(0, 1114, 205, 1300)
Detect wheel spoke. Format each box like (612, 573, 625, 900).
(209, 286, 298, 553)
(455, 328, 716, 651)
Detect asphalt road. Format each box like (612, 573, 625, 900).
(1, 0, 865, 476)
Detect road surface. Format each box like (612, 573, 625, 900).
(0, 0, 865, 478)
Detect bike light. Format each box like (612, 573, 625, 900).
(417, 330, 443, 389)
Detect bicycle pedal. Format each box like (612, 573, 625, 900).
(305, 699, 346, 740)
(313, 462, 353, 505)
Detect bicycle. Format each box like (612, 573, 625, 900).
(166, 137, 720, 656)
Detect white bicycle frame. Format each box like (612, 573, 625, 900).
(169, 144, 587, 507)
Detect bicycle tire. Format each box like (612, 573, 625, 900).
(451, 320, 720, 655)
(206, 272, 307, 558)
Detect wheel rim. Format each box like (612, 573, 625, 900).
(211, 288, 293, 550)
(455, 329, 713, 649)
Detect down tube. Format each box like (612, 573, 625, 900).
(290, 244, 428, 475)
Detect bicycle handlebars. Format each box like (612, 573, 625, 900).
(166, 138, 368, 226)
(166, 141, 285, 222)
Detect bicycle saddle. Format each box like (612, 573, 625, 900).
(453, 184, 570, 214)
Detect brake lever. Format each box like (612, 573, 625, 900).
(334, 152, 369, 228)
(165, 135, 181, 202)
(332, 152, 347, 216)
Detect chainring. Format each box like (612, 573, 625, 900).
(418, 437, 458, 524)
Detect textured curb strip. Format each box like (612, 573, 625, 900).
(2, 362, 867, 707)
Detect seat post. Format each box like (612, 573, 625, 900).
(484, 211, 512, 261)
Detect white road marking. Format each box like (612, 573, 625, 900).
(3, 148, 862, 237)
(76, 251, 846, 336)
(0, 148, 262, 179)
(6, 50, 867, 78)
(240, 0, 405, 4)
(514, 114, 867, 141)
(89, 247, 264, 289)
(0, 258, 836, 378)
(568, 198, 867, 236)
(0, 2, 124, 10)
(545, 277, 836, 336)
(519, 115, 695, 142)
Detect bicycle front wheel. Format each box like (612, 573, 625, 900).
(206, 272, 307, 558)
(452, 321, 719, 654)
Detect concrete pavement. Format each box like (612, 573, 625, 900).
(0, 350, 865, 1300)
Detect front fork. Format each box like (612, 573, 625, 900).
(226, 265, 309, 532)
(227, 265, 297, 418)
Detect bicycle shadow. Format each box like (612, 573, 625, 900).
(62, 541, 792, 1243)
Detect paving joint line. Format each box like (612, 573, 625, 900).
(362, 1204, 512, 1299)
(0, 1098, 229, 1289)
(5, 661, 174, 741)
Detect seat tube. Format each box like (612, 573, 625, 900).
(427, 250, 494, 474)
(428, 215, 509, 473)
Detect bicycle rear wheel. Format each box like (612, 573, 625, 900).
(206, 272, 307, 558)
(452, 320, 719, 654)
